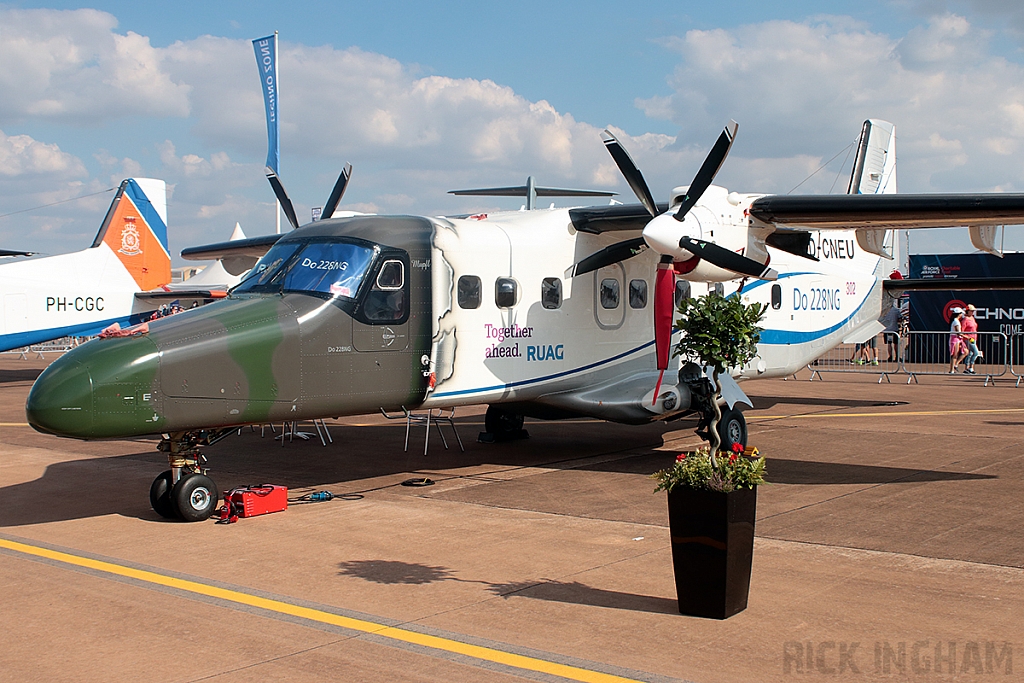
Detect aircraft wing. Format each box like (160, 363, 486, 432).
(748, 194, 1024, 229)
(568, 203, 669, 234)
(180, 234, 281, 276)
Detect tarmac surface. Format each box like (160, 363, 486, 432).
(1, 355, 1022, 682)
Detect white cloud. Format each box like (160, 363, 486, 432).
(0, 8, 190, 124)
(0, 130, 87, 177)
(641, 15, 1024, 196)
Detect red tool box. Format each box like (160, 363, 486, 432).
(226, 485, 288, 518)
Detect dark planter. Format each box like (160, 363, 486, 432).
(667, 485, 756, 619)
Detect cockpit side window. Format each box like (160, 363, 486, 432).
(361, 256, 408, 324)
(376, 259, 404, 290)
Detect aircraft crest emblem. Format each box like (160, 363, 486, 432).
(118, 217, 143, 256)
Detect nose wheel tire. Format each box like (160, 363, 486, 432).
(149, 471, 177, 519)
(170, 473, 219, 522)
(716, 407, 747, 452)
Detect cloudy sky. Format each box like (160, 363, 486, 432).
(3, 0, 1024, 264)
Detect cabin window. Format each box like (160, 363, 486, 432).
(495, 277, 518, 308)
(771, 283, 782, 310)
(629, 279, 647, 309)
(458, 275, 481, 309)
(600, 278, 620, 309)
(541, 278, 562, 309)
(376, 259, 404, 290)
(674, 280, 691, 308)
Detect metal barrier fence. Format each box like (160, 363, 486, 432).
(805, 336, 902, 383)
(802, 331, 1011, 385)
(0, 336, 85, 360)
(900, 330, 1008, 385)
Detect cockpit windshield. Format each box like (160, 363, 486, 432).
(233, 240, 377, 298)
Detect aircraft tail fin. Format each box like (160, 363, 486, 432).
(92, 178, 171, 290)
(848, 120, 897, 195)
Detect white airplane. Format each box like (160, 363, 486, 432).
(26, 119, 1024, 522)
(0, 179, 172, 352)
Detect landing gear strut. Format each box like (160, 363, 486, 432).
(150, 429, 233, 522)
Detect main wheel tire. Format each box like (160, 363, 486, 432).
(716, 408, 747, 452)
(170, 473, 219, 523)
(484, 406, 524, 437)
(149, 470, 176, 519)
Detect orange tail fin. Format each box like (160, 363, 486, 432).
(93, 178, 171, 290)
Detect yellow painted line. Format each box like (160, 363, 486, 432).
(0, 537, 640, 683)
(0, 423, 30, 427)
(748, 407, 1024, 420)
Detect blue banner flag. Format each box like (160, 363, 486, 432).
(252, 33, 279, 174)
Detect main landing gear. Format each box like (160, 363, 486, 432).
(150, 429, 233, 522)
(479, 405, 529, 443)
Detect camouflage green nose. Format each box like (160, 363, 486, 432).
(26, 359, 94, 437)
(26, 336, 162, 439)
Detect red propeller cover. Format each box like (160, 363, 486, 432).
(654, 262, 675, 371)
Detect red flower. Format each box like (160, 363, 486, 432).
(731, 443, 743, 453)
(676, 453, 687, 462)
(729, 454, 738, 464)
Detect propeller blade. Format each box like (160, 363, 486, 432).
(265, 167, 300, 230)
(651, 256, 676, 405)
(565, 237, 647, 278)
(654, 256, 675, 371)
(675, 120, 739, 220)
(322, 163, 353, 220)
(679, 236, 778, 280)
(601, 130, 659, 218)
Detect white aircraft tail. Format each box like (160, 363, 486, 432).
(0, 178, 171, 351)
(848, 119, 897, 195)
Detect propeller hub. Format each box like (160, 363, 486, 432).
(642, 212, 700, 260)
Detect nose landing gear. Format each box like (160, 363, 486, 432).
(150, 429, 233, 522)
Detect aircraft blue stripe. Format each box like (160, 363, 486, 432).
(434, 270, 875, 397)
(124, 179, 169, 255)
(728, 271, 874, 344)
(431, 339, 656, 399)
(0, 313, 149, 353)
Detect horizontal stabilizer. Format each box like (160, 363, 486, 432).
(883, 277, 1024, 291)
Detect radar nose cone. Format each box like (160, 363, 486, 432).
(26, 360, 94, 438)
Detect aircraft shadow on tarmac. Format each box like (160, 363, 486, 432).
(0, 421, 673, 526)
(336, 560, 678, 614)
(0, 419, 995, 527)
(767, 458, 995, 485)
(0, 368, 44, 384)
